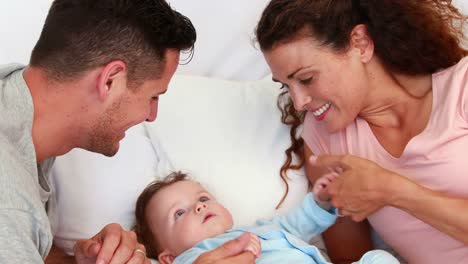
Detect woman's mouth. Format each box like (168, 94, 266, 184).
(310, 102, 331, 121)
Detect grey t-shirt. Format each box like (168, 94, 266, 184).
(0, 64, 54, 263)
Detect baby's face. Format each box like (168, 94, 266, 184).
(147, 180, 233, 256)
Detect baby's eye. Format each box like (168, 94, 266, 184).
(174, 209, 185, 220)
(299, 77, 313, 85)
(199, 196, 210, 202)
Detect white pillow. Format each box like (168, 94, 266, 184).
(50, 124, 159, 255)
(145, 75, 309, 225)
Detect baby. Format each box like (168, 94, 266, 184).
(134, 171, 399, 264)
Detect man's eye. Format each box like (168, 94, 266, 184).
(299, 77, 313, 85)
(280, 84, 289, 90)
(199, 196, 210, 202)
(175, 209, 185, 219)
(152, 96, 159, 101)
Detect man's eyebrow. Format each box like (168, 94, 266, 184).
(287, 68, 303, 79)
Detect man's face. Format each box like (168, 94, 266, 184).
(87, 49, 180, 156)
(147, 181, 234, 257)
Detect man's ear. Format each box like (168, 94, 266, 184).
(158, 249, 176, 264)
(96, 60, 127, 101)
(349, 24, 374, 63)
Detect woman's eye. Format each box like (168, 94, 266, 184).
(199, 196, 210, 202)
(175, 209, 185, 220)
(299, 77, 313, 85)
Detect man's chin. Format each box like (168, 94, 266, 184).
(102, 143, 120, 157)
(86, 141, 120, 157)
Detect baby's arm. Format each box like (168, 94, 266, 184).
(263, 194, 338, 242)
(312, 172, 339, 208)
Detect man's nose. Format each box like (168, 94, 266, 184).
(146, 101, 158, 122)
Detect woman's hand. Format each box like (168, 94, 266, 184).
(310, 154, 404, 221)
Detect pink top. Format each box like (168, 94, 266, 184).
(302, 56, 468, 263)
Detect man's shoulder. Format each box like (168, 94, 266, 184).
(0, 63, 25, 79)
(0, 64, 26, 102)
(0, 134, 42, 208)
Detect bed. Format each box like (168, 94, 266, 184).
(1, 0, 467, 263)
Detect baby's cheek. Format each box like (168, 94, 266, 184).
(172, 221, 200, 254)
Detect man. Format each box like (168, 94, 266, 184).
(0, 0, 255, 263)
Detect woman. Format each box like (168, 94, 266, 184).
(255, 0, 467, 263)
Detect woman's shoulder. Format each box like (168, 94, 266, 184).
(432, 56, 467, 95)
(433, 56, 468, 79)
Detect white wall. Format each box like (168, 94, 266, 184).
(0, 0, 272, 80)
(0, 0, 466, 79)
(0, 0, 53, 64)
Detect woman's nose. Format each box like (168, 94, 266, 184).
(289, 86, 312, 111)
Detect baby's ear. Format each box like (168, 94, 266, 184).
(158, 249, 176, 264)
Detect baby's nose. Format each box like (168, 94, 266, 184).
(195, 203, 207, 213)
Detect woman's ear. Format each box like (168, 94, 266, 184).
(96, 60, 127, 101)
(158, 249, 176, 264)
(350, 24, 374, 63)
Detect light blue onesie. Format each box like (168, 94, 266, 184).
(173, 193, 399, 264)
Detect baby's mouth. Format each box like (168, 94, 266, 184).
(203, 213, 215, 223)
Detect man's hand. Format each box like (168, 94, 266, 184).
(74, 223, 149, 264)
(194, 233, 257, 264)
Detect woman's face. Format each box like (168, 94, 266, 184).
(263, 37, 370, 133)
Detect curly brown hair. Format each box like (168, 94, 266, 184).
(134, 171, 189, 259)
(256, 0, 467, 208)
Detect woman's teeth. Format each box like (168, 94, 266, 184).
(312, 102, 331, 116)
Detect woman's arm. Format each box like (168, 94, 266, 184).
(391, 175, 468, 244)
(304, 145, 373, 264)
(313, 154, 468, 245)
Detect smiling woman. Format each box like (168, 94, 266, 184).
(256, 0, 467, 263)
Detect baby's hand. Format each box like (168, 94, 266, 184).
(312, 172, 339, 202)
(244, 233, 261, 258)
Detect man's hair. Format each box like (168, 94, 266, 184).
(134, 171, 189, 259)
(30, 0, 196, 86)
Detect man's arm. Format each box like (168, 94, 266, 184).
(45, 245, 76, 264)
(0, 210, 50, 263)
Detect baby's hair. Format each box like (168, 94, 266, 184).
(134, 171, 190, 259)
